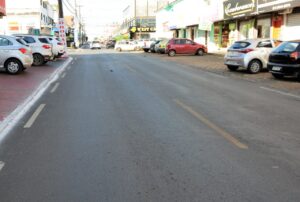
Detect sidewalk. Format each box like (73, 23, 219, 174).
(0, 57, 72, 134)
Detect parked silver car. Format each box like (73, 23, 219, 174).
(46, 36, 65, 58)
(13, 34, 54, 66)
(0, 35, 33, 74)
(224, 39, 281, 73)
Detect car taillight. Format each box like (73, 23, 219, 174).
(290, 52, 299, 61)
(42, 44, 51, 49)
(19, 48, 27, 54)
(238, 48, 254, 54)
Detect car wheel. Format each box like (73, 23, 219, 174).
(168, 50, 176, 57)
(143, 49, 149, 52)
(197, 48, 204, 56)
(5, 59, 23, 75)
(33, 53, 45, 66)
(272, 73, 284, 79)
(227, 65, 239, 71)
(248, 60, 262, 74)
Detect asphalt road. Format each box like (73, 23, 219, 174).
(0, 49, 300, 201)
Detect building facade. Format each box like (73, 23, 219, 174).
(0, 0, 55, 35)
(155, 0, 300, 52)
(116, 0, 158, 40)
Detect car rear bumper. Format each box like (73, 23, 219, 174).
(268, 62, 300, 75)
(224, 56, 245, 67)
(23, 55, 33, 68)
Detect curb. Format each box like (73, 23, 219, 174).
(0, 57, 73, 142)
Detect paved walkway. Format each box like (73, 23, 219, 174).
(0, 58, 68, 122)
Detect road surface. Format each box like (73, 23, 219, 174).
(0, 50, 300, 201)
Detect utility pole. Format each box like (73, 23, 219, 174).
(58, 0, 64, 18)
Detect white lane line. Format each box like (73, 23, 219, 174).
(61, 72, 66, 78)
(24, 104, 46, 129)
(67, 65, 72, 70)
(0, 161, 5, 172)
(50, 82, 60, 93)
(260, 86, 300, 100)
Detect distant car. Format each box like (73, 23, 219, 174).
(142, 39, 156, 52)
(268, 40, 300, 80)
(150, 40, 160, 53)
(114, 41, 138, 52)
(106, 40, 116, 49)
(46, 36, 65, 58)
(155, 39, 169, 54)
(0, 35, 33, 74)
(166, 38, 207, 57)
(224, 39, 281, 74)
(13, 34, 53, 66)
(91, 41, 101, 49)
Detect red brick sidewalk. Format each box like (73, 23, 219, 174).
(0, 58, 68, 122)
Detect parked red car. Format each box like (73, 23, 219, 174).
(166, 38, 207, 57)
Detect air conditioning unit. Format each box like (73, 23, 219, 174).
(278, 8, 293, 15)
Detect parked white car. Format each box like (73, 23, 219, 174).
(46, 36, 65, 58)
(91, 41, 101, 49)
(0, 35, 33, 74)
(13, 34, 54, 66)
(224, 39, 281, 73)
(114, 41, 139, 52)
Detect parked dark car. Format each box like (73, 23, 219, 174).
(166, 38, 207, 57)
(150, 40, 161, 53)
(106, 40, 116, 49)
(268, 40, 300, 80)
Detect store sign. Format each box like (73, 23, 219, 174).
(224, 0, 257, 19)
(0, 0, 6, 16)
(258, 0, 300, 13)
(58, 18, 67, 47)
(129, 26, 156, 33)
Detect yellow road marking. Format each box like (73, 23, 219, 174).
(174, 99, 248, 150)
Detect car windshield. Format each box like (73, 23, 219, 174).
(230, 41, 251, 49)
(272, 42, 300, 53)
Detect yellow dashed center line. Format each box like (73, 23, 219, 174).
(174, 99, 248, 150)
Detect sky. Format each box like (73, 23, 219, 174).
(72, 0, 130, 38)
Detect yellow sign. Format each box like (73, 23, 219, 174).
(130, 26, 156, 33)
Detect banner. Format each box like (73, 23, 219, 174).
(258, 0, 300, 13)
(58, 18, 67, 48)
(223, 0, 257, 19)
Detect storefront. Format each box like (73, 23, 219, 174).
(257, 0, 300, 40)
(219, 0, 257, 48)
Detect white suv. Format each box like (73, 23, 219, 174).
(13, 34, 54, 66)
(45, 36, 65, 58)
(0, 35, 33, 74)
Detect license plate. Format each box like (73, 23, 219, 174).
(228, 52, 238, 56)
(272, 66, 282, 71)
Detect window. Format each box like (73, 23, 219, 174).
(23, 36, 36, 44)
(186, 40, 193, 45)
(273, 42, 300, 53)
(0, 37, 13, 46)
(174, 40, 181, 44)
(39, 38, 50, 44)
(257, 40, 272, 48)
(180, 39, 186, 44)
(230, 41, 251, 49)
(16, 38, 27, 46)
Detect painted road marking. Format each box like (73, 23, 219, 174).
(67, 65, 72, 70)
(174, 99, 248, 150)
(0, 161, 5, 172)
(50, 82, 60, 93)
(260, 87, 300, 100)
(24, 104, 46, 129)
(61, 72, 66, 78)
